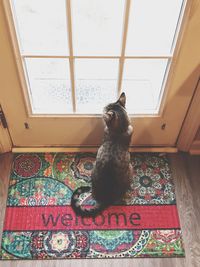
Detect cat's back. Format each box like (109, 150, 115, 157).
(92, 139, 131, 204)
(96, 140, 130, 171)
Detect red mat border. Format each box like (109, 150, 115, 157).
(4, 204, 180, 231)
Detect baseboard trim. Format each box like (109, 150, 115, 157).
(12, 146, 178, 153)
(189, 149, 200, 155)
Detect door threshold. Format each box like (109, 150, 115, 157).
(12, 146, 178, 153)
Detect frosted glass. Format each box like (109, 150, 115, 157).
(126, 0, 183, 55)
(25, 58, 72, 114)
(121, 59, 168, 114)
(75, 59, 119, 113)
(71, 0, 125, 56)
(11, 0, 69, 55)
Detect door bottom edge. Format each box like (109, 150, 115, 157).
(12, 146, 178, 153)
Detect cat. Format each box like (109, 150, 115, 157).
(71, 92, 133, 217)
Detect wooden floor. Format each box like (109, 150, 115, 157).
(0, 152, 199, 267)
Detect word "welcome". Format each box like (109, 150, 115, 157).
(42, 211, 141, 229)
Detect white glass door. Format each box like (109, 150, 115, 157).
(0, 0, 199, 148)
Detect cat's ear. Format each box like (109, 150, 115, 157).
(103, 111, 115, 123)
(118, 92, 126, 107)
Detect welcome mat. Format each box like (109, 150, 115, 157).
(0, 153, 185, 259)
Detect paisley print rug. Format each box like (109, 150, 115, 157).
(0, 153, 185, 259)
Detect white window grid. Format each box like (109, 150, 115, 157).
(8, 0, 187, 115)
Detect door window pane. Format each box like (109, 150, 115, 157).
(71, 0, 125, 56)
(121, 59, 168, 114)
(75, 59, 119, 113)
(9, 0, 186, 115)
(25, 58, 72, 114)
(126, 0, 183, 55)
(11, 0, 69, 55)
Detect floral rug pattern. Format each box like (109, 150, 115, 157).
(0, 153, 185, 259)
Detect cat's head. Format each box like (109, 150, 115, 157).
(103, 92, 130, 133)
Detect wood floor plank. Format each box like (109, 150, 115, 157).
(170, 153, 200, 267)
(0, 152, 12, 246)
(0, 152, 199, 267)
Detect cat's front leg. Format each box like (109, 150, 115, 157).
(127, 125, 133, 136)
(104, 126, 109, 134)
(129, 162, 133, 179)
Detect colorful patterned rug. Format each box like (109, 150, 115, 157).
(0, 153, 185, 259)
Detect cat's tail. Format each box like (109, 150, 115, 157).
(71, 186, 105, 217)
